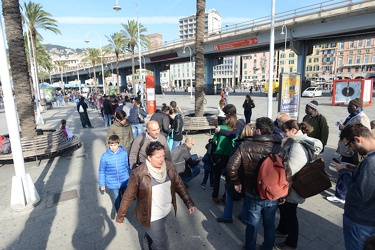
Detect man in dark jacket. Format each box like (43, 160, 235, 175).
(227, 117, 291, 250)
(302, 100, 329, 151)
(150, 104, 171, 137)
(334, 123, 375, 249)
(102, 95, 112, 127)
(77, 96, 93, 128)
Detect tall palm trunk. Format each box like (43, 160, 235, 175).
(131, 46, 135, 94)
(194, 0, 206, 117)
(116, 52, 120, 93)
(2, 0, 36, 137)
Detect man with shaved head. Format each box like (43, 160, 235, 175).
(171, 137, 201, 188)
(129, 120, 172, 169)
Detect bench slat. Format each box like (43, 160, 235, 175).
(0, 131, 80, 161)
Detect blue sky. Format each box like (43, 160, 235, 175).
(11, 0, 346, 49)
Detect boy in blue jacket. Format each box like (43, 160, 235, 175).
(98, 135, 130, 214)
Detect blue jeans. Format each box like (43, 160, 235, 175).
(104, 114, 112, 127)
(222, 191, 234, 220)
(171, 140, 181, 151)
(108, 186, 127, 211)
(131, 124, 144, 138)
(244, 193, 278, 250)
(343, 214, 375, 250)
(180, 166, 200, 184)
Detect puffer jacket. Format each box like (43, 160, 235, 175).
(282, 131, 323, 204)
(128, 106, 147, 125)
(98, 146, 130, 189)
(105, 120, 134, 152)
(116, 160, 195, 228)
(227, 134, 292, 197)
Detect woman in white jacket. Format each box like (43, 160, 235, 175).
(274, 120, 323, 250)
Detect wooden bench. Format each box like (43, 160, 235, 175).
(0, 130, 81, 163)
(183, 114, 218, 133)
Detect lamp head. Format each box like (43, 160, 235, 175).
(183, 49, 186, 54)
(280, 30, 285, 35)
(84, 39, 90, 43)
(113, 4, 121, 11)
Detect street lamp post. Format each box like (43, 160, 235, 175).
(114, 0, 143, 102)
(281, 24, 288, 73)
(183, 45, 193, 99)
(267, 0, 276, 119)
(84, 31, 105, 94)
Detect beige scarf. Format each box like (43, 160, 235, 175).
(146, 159, 167, 183)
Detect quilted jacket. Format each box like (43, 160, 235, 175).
(227, 134, 292, 197)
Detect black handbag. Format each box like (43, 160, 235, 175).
(292, 158, 332, 198)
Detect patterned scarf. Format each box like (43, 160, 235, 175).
(146, 159, 167, 183)
(343, 108, 363, 125)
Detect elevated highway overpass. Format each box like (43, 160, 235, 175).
(55, 0, 375, 94)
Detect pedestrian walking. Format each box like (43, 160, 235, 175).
(77, 96, 93, 128)
(242, 94, 255, 124)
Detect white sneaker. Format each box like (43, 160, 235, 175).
(327, 196, 345, 204)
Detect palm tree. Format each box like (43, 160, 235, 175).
(105, 32, 128, 93)
(121, 20, 150, 93)
(54, 60, 67, 88)
(2, 0, 36, 137)
(81, 48, 102, 92)
(23, 1, 61, 85)
(195, 0, 206, 117)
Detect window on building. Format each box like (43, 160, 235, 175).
(349, 41, 354, 49)
(372, 54, 375, 63)
(314, 58, 319, 63)
(364, 55, 369, 63)
(308, 58, 312, 63)
(315, 50, 320, 55)
(348, 57, 353, 64)
(244, 63, 247, 69)
(289, 60, 295, 64)
(289, 53, 295, 57)
(356, 56, 361, 64)
(358, 40, 363, 48)
(340, 42, 345, 49)
(366, 39, 371, 47)
(355, 67, 359, 73)
(338, 58, 343, 66)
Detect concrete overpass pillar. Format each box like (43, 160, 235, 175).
(205, 57, 215, 95)
(119, 68, 127, 88)
(79, 74, 86, 85)
(294, 41, 308, 91)
(153, 64, 161, 94)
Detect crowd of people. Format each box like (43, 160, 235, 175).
(74, 91, 374, 250)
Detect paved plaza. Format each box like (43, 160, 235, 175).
(1, 91, 374, 250)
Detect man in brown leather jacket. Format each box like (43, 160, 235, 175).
(227, 117, 292, 250)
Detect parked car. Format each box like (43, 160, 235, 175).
(302, 87, 323, 97)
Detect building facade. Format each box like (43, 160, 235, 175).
(179, 9, 221, 40)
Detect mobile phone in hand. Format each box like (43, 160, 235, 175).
(332, 158, 341, 163)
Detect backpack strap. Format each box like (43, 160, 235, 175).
(270, 144, 281, 162)
(136, 133, 146, 164)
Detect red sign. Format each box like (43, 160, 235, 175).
(213, 38, 258, 51)
(146, 75, 156, 114)
(150, 53, 178, 62)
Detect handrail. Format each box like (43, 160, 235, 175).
(57, 0, 368, 76)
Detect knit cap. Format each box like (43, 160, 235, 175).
(306, 100, 318, 110)
(349, 98, 363, 108)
